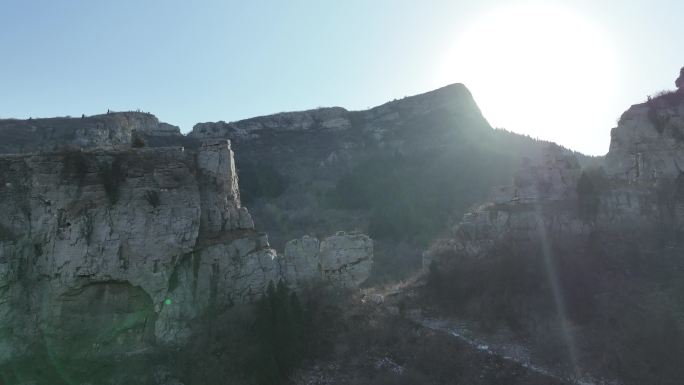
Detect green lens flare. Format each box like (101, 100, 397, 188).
(164, 298, 172, 305)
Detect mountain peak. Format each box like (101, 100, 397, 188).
(365, 83, 483, 122)
(190, 83, 485, 140)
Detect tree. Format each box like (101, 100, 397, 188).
(577, 168, 607, 222)
(253, 281, 308, 385)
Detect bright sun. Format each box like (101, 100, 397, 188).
(437, 4, 619, 155)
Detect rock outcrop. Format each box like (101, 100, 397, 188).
(193, 107, 351, 142)
(189, 84, 557, 281)
(0, 112, 190, 155)
(605, 91, 684, 180)
(0, 109, 377, 377)
(282, 232, 374, 287)
(189, 84, 495, 248)
(425, 144, 587, 269)
(196, 139, 253, 238)
(422, 73, 684, 385)
(190, 85, 484, 144)
(429, 84, 684, 270)
(0, 140, 281, 362)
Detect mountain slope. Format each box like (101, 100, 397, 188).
(423, 81, 684, 384)
(191, 84, 570, 281)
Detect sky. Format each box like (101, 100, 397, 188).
(1, 0, 683, 155)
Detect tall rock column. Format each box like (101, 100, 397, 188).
(197, 140, 253, 238)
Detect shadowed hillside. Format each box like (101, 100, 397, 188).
(191, 84, 585, 282)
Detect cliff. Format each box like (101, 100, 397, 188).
(424, 79, 684, 384)
(0, 116, 374, 383)
(0, 140, 277, 359)
(0, 112, 188, 154)
(430, 89, 684, 267)
(605, 91, 684, 180)
(190, 84, 555, 281)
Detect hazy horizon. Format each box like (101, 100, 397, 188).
(2, 0, 683, 155)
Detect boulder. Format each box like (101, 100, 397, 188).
(283, 232, 374, 287)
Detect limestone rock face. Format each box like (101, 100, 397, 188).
(155, 237, 279, 345)
(429, 91, 684, 270)
(426, 145, 586, 266)
(196, 140, 252, 237)
(0, 140, 280, 365)
(605, 93, 684, 180)
(0, 117, 376, 375)
(187, 83, 563, 284)
(283, 235, 321, 280)
(282, 233, 374, 287)
(319, 233, 374, 286)
(192, 107, 351, 142)
(0, 112, 186, 154)
(190, 84, 482, 144)
(491, 146, 582, 204)
(187, 84, 491, 248)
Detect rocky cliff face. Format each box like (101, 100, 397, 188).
(193, 107, 352, 141)
(428, 84, 684, 267)
(0, 140, 278, 361)
(0, 112, 186, 154)
(282, 232, 374, 288)
(423, 82, 684, 385)
(430, 129, 683, 271)
(189, 84, 556, 281)
(424, 144, 587, 268)
(605, 92, 684, 180)
(190, 84, 491, 246)
(0, 111, 375, 380)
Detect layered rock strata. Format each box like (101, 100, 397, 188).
(0, 109, 376, 370)
(0, 140, 280, 361)
(0, 112, 187, 155)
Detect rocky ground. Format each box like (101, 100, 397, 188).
(290, 286, 569, 385)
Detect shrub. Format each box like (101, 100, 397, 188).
(646, 90, 684, 134)
(132, 134, 146, 148)
(144, 190, 160, 208)
(238, 162, 289, 204)
(328, 147, 515, 244)
(252, 281, 308, 385)
(98, 157, 126, 205)
(0, 224, 16, 242)
(425, 232, 684, 384)
(576, 167, 608, 221)
(426, 243, 557, 333)
(366, 241, 423, 285)
(61, 151, 89, 183)
(595, 297, 684, 385)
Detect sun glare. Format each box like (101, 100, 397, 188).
(437, 4, 619, 155)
